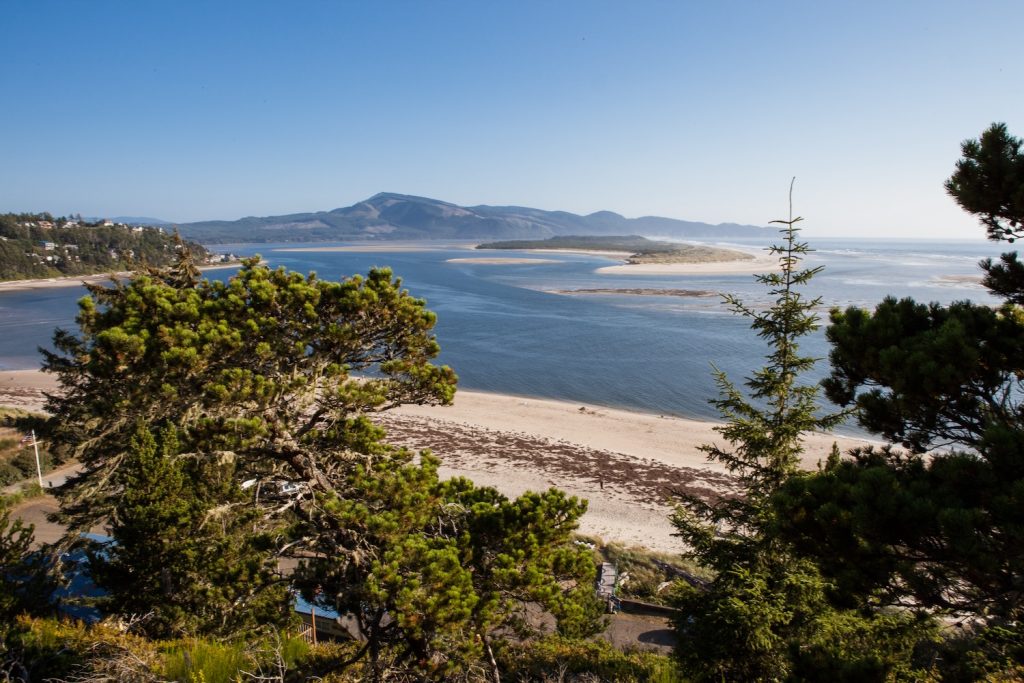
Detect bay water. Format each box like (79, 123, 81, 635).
(0, 237, 1005, 434)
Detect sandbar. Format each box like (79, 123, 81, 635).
(934, 274, 984, 286)
(446, 257, 562, 265)
(0, 369, 872, 553)
(597, 250, 781, 276)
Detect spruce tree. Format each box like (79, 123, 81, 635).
(672, 184, 928, 681)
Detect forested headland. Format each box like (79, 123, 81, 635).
(0, 213, 213, 282)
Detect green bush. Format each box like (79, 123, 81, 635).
(499, 636, 684, 682)
(592, 541, 710, 606)
(0, 460, 22, 486)
(0, 482, 44, 509)
(161, 632, 309, 682)
(5, 617, 313, 683)
(161, 640, 249, 683)
(10, 448, 51, 478)
(0, 406, 34, 425)
(5, 616, 163, 681)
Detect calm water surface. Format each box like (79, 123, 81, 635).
(0, 238, 1005, 430)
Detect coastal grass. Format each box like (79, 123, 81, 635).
(497, 636, 684, 682)
(583, 537, 712, 606)
(160, 640, 250, 682)
(5, 616, 313, 683)
(0, 481, 44, 509)
(0, 406, 36, 423)
(6, 616, 684, 682)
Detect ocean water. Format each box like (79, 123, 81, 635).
(0, 237, 1006, 431)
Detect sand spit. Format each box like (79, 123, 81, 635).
(597, 250, 781, 275)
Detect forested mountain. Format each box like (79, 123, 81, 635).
(178, 192, 772, 243)
(0, 213, 210, 281)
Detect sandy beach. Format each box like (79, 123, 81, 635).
(0, 262, 247, 294)
(0, 369, 870, 553)
(597, 249, 781, 275)
(0, 370, 59, 412)
(469, 244, 780, 276)
(0, 272, 135, 293)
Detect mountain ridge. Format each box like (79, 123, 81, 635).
(169, 193, 773, 244)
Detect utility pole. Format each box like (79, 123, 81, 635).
(31, 429, 43, 488)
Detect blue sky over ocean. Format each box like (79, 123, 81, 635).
(2, 1, 1021, 237)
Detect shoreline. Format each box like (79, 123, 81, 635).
(0, 262, 246, 294)
(0, 369, 874, 552)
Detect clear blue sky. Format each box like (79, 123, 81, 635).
(2, 1, 1021, 237)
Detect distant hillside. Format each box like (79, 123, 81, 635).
(0, 213, 210, 282)
(177, 193, 772, 243)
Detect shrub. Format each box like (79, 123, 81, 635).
(10, 448, 50, 478)
(498, 636, 683, 682)
(592, 541, 710, 606)
(4, 617, 313, 683)
(0, 460, 22, 486)
(160, 640, 249, 683)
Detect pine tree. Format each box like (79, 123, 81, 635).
(294, 450, 604, 680)
(92, 425, 289, 638)
(40, 254, 456, 636)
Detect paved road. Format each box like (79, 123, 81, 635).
(10, 495, 65, 545)
(2, 461, 81, 496)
